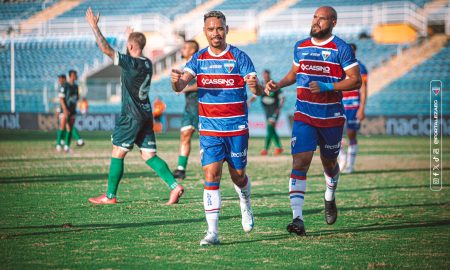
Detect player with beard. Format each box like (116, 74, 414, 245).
(265, 6, 362, 235)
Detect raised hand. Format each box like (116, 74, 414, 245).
(264, 80, 278, 95)
(85, 7, 100, 30)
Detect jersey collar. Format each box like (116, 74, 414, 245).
(207, 44, 230, 57)
(311, 35, 335, 46)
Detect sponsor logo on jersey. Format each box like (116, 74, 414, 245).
(223, 62, 235, 73)
(300, 64, 330, 74)
(321, 50, 331, 60)
(231, 148, 247, 158)
(209, 64, 222, 69)
(201, 78, 235, 86)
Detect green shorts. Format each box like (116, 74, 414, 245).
(180, 107, 198, 132)
(264, 106, 279, 123)
(112, 114, 156, 152)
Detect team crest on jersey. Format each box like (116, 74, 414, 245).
(291, 137, 297, 148)
(321, 50, 331, 61)
(223, 62, 235, 73)
(432, 86, 440, 96)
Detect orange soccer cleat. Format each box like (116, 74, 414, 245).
(88, 194, 117, 205)
(260, 149, 268, 156)
(273, 148, 283, 156)
(166, 185, 184, 205)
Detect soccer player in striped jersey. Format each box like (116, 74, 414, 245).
(338, 43, 368, 174)
(265, 6, 362, 235)
(85, 8, 184, 205)
(171, 11, 263, 245)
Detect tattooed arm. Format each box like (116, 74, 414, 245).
(85, 7, 115, 60)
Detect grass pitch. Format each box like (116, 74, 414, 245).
(0, 130, 449, 269)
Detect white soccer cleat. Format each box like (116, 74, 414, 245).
(76, 139, 85, 147)
(55, 145, 62, 152)
(200, 231, 220, 246)
(63, 145, 71, 153)
(240, 199, 254, 233)
(342, 166, 354, 174)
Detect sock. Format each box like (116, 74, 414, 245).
(289, 169, 307, 220)
(56, 129, 64, 145)
(272, 125, 282, 148)
(177, 155, 188, 171)
(264, 124, 273, 150)
(324, 164, 340, 201)
(338, 145, 346, 169)
(72, 127, 81, 141)
(233, 175, 251, 202)
(204, 181, 221, 234)
(65, 129, 72, 147)
(146, 155, 178, 190)
(106, 157, 124, 199)
(346, 139, 358, 170)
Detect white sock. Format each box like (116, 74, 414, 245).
(346, 143, 358, 170)
(289, 170, 307, 220)
(233, 175, 251, 202)
(204, 182, 221, 234)
(338, 146, 346, 169)
(324, 166, 339, 201)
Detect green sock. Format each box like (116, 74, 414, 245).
(72, 127, 81, 141)
(264, 124, 274, 150)
(177, 155, 188, 170)
(272, 125, 282, 148)
(106, 157, 124, 199)
(65, 129, 72, 147)
(146, 155, 178, 190)
(56, 129, 64, 145)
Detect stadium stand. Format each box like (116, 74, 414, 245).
(366, 41, 450, 116)
(0, 0, 56, 21)
(215, 0, 278, 11)
(290, 0, 432, 8)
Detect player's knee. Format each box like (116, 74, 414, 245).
(292, 157, 310, 172)
(112, 145, 128, 158)
(204, 170, 221, 182)
(320, 155, 338, 171)
(140, 150, 156, 161)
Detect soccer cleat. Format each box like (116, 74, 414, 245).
(342, 166, 353, 174)
(324, 198, 338, 225)
(200, 231, 220, 246)
(56, 145, 62, 152)
(172, 169, 186, 180)
(166, 184, 184, 205)
(273, 148, 283, 155)
(88, 193, 117, 204)
(240, 199, 254, 233)
(260, 149, 268, 156)
(76, 139, 85, 147)
(287, 217, 306, 236)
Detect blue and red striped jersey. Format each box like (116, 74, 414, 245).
(184, 44, 256, 137)
(293, 35, 358, 127)
(342, 60, 368, 110)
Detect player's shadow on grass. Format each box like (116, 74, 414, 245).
(2, 202, 448, 239)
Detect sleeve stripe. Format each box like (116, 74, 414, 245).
(183, 67, 196, 77)
(293, 60, 299, 67)
(58, 93, 65, 98)
(343, 62, 359, 71)
(244, 71, 257, 78)
(113, 51, 119, 66)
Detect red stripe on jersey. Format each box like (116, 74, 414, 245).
(297, 87, 342, 104)
(298, 39, 338, 50)
(342, 90, 359, 98)
(197, 74, 245, 89)
(294, 112, 345, 127)
(199, 102, 245, 118)
(200, 129, 248, 137)
(297, 60, 343, 78)
(198, 50, 236, 60)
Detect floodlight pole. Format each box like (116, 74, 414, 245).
(10, 29, 15, 113)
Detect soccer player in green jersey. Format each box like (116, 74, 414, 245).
(85, 7, 184, 205)
(172, 40, 200, 180)
(55, 73, 84, 152)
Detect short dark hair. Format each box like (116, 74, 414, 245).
(349, 43, 357, 52)
(129, 32, 146, 50)
(263, 69, 271, 74)
(58, 74, 66, 79)
(204, 10, 226, 23)
(68, 70, 77, 76)
(185, 39, 199, 53)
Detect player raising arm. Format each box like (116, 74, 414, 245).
(85, 7, 184, 205)
(265, 6, 361, 236)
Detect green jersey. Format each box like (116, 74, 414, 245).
(59, 82, 79, 114)
(261, 88, 282, 112)
(114, 51, 153, 120)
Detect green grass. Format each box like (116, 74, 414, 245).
(0, 130, 449, 269)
